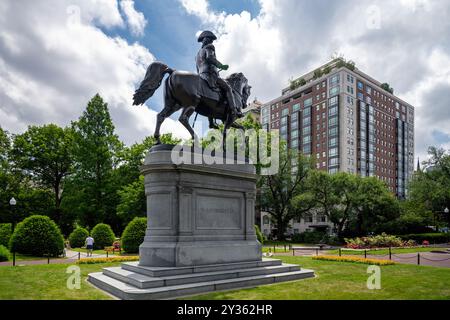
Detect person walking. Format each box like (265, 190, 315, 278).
(85, 235, 94, 257)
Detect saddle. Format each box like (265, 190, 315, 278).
(198, 77, 222, 102)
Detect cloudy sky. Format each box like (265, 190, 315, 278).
(0, 0, 449, 162)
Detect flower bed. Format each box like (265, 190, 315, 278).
(77, 256, 139, 264)
(312, 255, 396, 266)
(345, 233, 416, 249)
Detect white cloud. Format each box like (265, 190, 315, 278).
(119, 0, 147, 36)
(0, 0, 190, 146)
(180, 0, 450, 162)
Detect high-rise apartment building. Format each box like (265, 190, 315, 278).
(260, 59, 415, 199)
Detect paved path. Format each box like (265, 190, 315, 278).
(285, 247, 450, 268)
(365, 252, 450, 268)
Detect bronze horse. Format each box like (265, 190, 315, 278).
(133, 61, 251, 145)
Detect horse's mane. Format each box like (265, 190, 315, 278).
(226, 73, 247, 92)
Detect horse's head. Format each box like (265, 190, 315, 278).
(226, 72, 251, 108)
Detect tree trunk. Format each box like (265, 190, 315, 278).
(54, 181, 62, 226)
(276, 217, 286, 241)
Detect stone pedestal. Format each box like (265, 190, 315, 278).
(88, 145, 314, 299)
(139, 147, 261, 267)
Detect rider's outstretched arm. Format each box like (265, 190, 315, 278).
(205, 45, 224, 69)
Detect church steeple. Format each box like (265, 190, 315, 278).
(417, 157, 421, 172)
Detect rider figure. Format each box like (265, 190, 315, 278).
(196, 31, 243, 120)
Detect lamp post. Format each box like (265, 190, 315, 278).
(445, 207, 449, 230)
(9, 197, 17, 267)
(9, 197, 17, 233)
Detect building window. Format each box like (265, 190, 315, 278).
(329, 105, 338, 116)
(329, 147, 338, 157)
(304, 98, 313, 108)
(329, 96, 338, 106)
(329, 127, 338, 136)
(293, 103, 301, 112)
(329, 74, 340, 86)
(329, 168, 338, 174)
(329, 158, 339, 166)
(282, 108, 289, 117)
(357, 81, 363, 90)
(328, 116, 338, 127)
(303, 136, 311, 144)
(329, 86, 340, 97)
(329, 137, 338, 147)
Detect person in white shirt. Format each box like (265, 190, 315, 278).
(85, 236, 94, 257)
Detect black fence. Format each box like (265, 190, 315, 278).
(10, 248, 122, 266)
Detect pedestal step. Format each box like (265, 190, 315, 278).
(88, 259, 314, 300)
(103, 263, 300, 289)
(122, 258, 282, 277)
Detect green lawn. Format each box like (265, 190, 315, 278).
(0, 262, 113, 300)
(1, 256, 449, 300)
(187, 256, 450, 300)
(327, 247, 448, 256)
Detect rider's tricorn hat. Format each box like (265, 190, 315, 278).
(197, 30, 217, 42)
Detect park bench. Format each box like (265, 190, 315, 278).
(104, 241, 121, 254)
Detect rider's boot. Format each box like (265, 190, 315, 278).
(225, 91, 243, 118)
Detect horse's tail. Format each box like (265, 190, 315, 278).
(133, 61, 174, 106)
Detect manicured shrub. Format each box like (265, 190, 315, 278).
(0, 223, 12, 248)
(399, 233, 450, 244)
(121, 217, 147, 253)
(9, 215, 64, 256)
(254, 225, 265, 245)
(0, 245, 10, 262)
(91, 223, 115, 250)
(292, 231, 326, 244)
(68, 227, 89, 248)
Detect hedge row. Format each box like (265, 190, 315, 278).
(0, 245, 10, 262)
(0, 223, 12, 248)
(399, 233, 450, 244)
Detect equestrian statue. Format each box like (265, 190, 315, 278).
(132, 30, 252, 145)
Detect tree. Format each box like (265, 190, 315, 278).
(381, 83, 394, 94)
(10, 124, 74, 227)
(307, 172, 399, 238)
(63, 94, 123, 230)
(306, 170, 340, 233)
(349, 176, 399, 236)
(116, 175, 146, 225)
(115, 134, 180, 188)
(408, 146, 450, 227)
(259, 143, 314, 240)
(0, 127, 13, 222)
